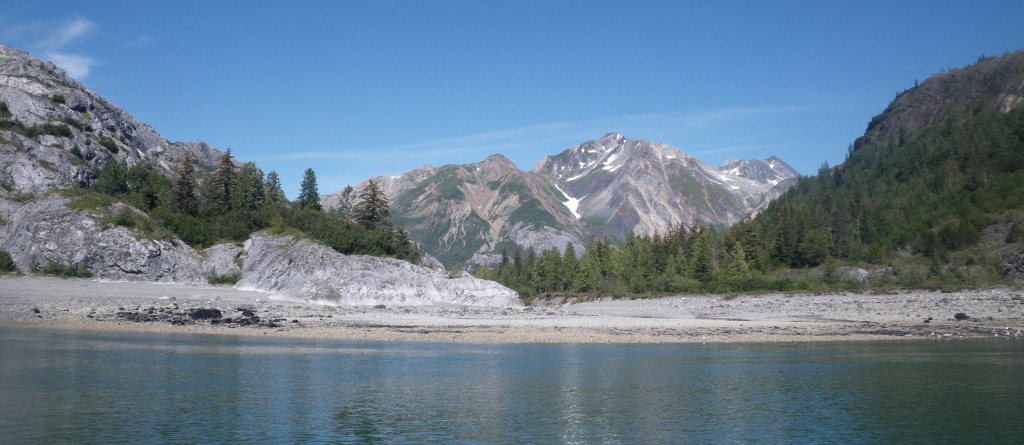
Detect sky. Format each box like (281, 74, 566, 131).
(2, 1, 1023, 198)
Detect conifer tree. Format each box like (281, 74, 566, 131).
(561, 242, 579, 292)
(264, 171, 287, 209)
(232, 162, 265, 211)
(354, 180, 389, 228)
(171, 156, 198, 215)
(296, 168, 321, 211)
(206, 149, 236, 212)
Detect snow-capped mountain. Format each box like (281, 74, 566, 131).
(326, 133, 798, 267)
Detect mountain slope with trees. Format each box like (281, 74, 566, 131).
(480, 51, 1024, 298)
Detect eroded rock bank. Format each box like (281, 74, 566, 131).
(236, 234, 521, 307)
(0, 194, 207, 282)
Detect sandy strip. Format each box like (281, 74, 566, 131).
(1, 276, 1023, 344)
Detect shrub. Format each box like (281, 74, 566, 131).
(38, 261, 92, 278)
(50, 94, 66, 105)
(208, 271, 241, 285)
(0, 250, 16, 272)
(97, 136, 119, 153)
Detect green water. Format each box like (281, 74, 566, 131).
(0, 327, 1021, 444)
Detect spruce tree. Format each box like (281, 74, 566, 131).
(296, 168, 321, 211)
(354, 180, 389, 229)
(264, 171, 287, 209)
(232, 162, 265, 211)
(561, 242, 579, 292)
(206, 149, 236, 212)
(171, 156, 198, 215)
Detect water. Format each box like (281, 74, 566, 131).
(1, 328, 1022, 444)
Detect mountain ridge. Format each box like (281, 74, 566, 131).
(327, 132, 797, 266)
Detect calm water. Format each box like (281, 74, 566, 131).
(0, 328, 1022, 444)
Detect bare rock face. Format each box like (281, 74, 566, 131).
(1003, 251, 1024, 284)
(235, 234, 521, 307)
(0, 45, 221, 193)
(201, 244, 243, 277)
(0, 194, 206, 282)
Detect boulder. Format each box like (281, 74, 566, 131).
(235, 234, 521, 307)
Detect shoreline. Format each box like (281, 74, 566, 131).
(1, 276, 1022, 344)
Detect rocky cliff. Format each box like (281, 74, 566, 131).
(0, 193, 208, 282)
(235, 234, 521, 306)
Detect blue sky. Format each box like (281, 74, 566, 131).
(2, 1, 1023, 198)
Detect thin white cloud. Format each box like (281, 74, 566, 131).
(44, 52, 95, 79)
(13, 16, 99, 80)
(38, 17, 94, 50)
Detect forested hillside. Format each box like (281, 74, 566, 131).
(482, 52, 1024, 299)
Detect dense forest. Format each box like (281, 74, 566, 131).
(481, 56, 1024, 299)
(68, 150, 422, 270)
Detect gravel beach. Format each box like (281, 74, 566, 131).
(1, 276, 1022, 343)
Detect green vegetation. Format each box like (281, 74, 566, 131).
(81, 152, 422, 263)
(97, 136, 119, 153)
(50, 94, 66, 105)
(1, 101, 75, 139)
(38, 261, 92, 278)
(296, 168, 321, 211)
(0, 250, 16, 273)
(208, 271, 242, 285)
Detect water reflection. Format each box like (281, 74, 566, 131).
(1, 328, 1022, 444)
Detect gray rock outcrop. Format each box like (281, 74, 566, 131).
(0, 194, 206, 282)
(0, 45, 222, 193)
(201, 243, 243, 277)
(235, 234, 521, 307)
(1003, 251, 1024, 284)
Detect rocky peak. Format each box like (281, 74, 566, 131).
(718, 156, 799, 186)
(478, 153, 518, 175)
(1, 45, 224, 193)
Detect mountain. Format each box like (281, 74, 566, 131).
(325, 154, 586, 267)
(0, 45, 221, 193)
(328, 133, 797, 266)
(718, 156, 798, 185)
(533, 133, 796, 239)
(736, 51, 1024, 275)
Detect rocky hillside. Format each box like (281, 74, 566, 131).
(329, 133, 796, 267)
(0, 45, 221, 193)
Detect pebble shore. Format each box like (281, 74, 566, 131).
(2, 276, 1023, 343)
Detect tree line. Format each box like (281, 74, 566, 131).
(89, 150, 421, 263)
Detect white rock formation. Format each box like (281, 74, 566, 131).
(235, 234, 521, 307)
